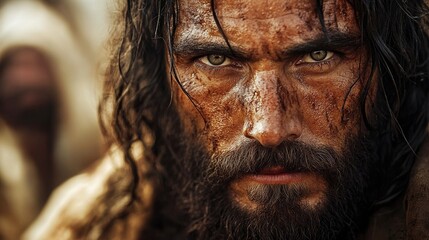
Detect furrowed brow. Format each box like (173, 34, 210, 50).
(281, 32, 362, 56)
(173, 40, 250, 60)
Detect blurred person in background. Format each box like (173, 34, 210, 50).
(0, 0, 111, 238)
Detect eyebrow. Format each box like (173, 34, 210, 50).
(173, 31, 362, 60)
(174, 40, 250, 60)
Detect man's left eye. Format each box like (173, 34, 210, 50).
(200, 54, 231, 66)
(301, 50, 334, 62)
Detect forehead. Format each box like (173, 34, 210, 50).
(175, 0, 358, 48)
(214, 1, 316, 20)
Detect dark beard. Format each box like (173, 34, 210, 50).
(142, 129, 379, 240)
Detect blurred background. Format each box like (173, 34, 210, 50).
(0, 0, 115, 239)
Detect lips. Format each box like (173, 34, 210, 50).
(248, 166, 307, 185)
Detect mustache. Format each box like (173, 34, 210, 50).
(206, 141, 345, 183)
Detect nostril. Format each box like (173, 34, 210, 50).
(286, 121, 302, 140)
(243, 121, 253, 139)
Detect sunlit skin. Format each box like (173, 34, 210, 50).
(171, 0, 369, 212)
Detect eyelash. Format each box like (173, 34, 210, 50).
(301, 51, 334, 63)
(304, 60, 335, 71)
(195, 62, 241, 78)
(194, 50, 342, 73)
(199, 55, 232, 67)
(195, 54, 242, 73)
(296, 51, 342, 72)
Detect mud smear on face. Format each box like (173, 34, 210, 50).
(159, 0, 377, 238)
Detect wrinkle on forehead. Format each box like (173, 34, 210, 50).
(216, 0, 316, 20)
(178, 0, 358, 33)
(175, 0, 360, 62)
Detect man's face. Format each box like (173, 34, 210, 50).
(167, 0, 375, 239)
(0, 48, 57, 129)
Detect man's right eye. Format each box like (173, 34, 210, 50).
(200, 54, 231, 66)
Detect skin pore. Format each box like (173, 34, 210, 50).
(171, 0, 368, 215)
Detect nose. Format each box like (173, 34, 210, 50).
(243, 70, 302, 147)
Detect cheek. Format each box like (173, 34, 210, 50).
(299, 70, 364, 149)
(203, 97, 245, 153)
(302, 89, 360, 134)
(173, 67, 245, 153)
(172, 67, 205, 133)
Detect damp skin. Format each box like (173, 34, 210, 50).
(171, 0, 371, 209)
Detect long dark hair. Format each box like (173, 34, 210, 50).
(95, 0, 429, 238)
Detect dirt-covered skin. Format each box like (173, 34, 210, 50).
(172, 0, 369, 211)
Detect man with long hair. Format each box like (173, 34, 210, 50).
(26, 0, 429, 239)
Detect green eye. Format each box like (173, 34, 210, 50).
(207, 54, 226, 65)
(300, 50, 334, 63)
(310, 50, 328, 61)
(200, 54, 231, 67)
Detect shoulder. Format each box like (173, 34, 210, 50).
(359, 132, 429, 240)
(23, 145, 148, 240)
(405, 132, 429, 239)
